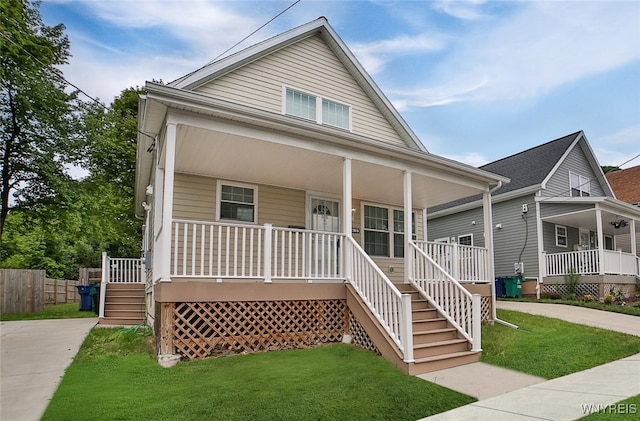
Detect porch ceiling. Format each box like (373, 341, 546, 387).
(541, 208, 636, 236)
(174, 124, 485, 208)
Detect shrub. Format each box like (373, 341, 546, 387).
(583, 294, 596, 302)
(564, 268, 581, 296)
(603, 294, 613, 305)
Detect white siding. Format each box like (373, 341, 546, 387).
(194, 35, 407, 147)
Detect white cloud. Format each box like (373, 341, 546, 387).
(394, 1, 640, 108)
(438, 151, 489, 167)
(351, 33, 448, 75)
(591, 125, 640, 169)
(433, 0, 489, 20)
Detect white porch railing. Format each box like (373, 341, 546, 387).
(410, 242, 482, 352)
(345, 236, 414, 362)
(99, 253, 145, 318)
(414, 241, 490, 283)
(171, 220, 345, 281)
(544, 249, 640, 277)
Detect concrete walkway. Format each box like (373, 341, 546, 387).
(418, 302, 640, 420)
(1, 318, 97, 421)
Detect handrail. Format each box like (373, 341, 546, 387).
(410, 242, 481, 351)
(344, 237, 413, 362)
(413, 240, 490, 283)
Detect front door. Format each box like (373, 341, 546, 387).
(310, 198, 340, 278)
(579, 230, 591, 250)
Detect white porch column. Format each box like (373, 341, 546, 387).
(160, 122, 177, 282)
(343, 158, 353, 281)
(630, 219, 637, 257)
(404, 171, 413, 283)
(595, 206, 605, 275)
(482, 191, 496, 319)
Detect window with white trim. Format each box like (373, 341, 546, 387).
(284, 87, 351, 130)
(363, 204, 414, 257)
(569, 172, 590, 197)
(218, 182, 256, 223)
(458, 234, 473, 246)
(555, 225, 567, 247)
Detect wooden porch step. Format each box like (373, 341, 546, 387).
(410, 351, 481, 375)
(98, 283, 145, 326)
(413, 327, 458, 344)
(412, 308, 438, 321)
(413, 338, 469, 359)
(99, 316, 146, 326)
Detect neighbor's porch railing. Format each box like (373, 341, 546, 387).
(344, 236, 414, 362)
(410, 242, 482, 352)
(414, 241, 490, 283)
(544, 249, 639, 277)
(171, 219, 345, 282)
(99, 253, 145, 318)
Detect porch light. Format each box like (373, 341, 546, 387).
(610, 219, 628, 229)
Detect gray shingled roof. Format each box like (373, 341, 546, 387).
(429, 131, 582, 213)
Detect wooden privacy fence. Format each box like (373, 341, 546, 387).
(1, 269, 46, 314)
(45, 278, 80, 305)
(0, 269, 91, 314)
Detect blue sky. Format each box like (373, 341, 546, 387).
(41, 0, 640, 169)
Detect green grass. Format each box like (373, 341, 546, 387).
(0, 303, 98, 321)
(42, 328, 475, 421)
(481, 309, 640, 379)
(578, 395, 639, 420)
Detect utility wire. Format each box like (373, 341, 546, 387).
(174, 0, 302, 84)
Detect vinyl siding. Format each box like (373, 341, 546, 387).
(194, 35, 407, 147)
(538, 202, 594, 219)
(542, 141, 606, 198)
(172, 173, 305, 226)
(542, 221, 581, 253)
(490, 196, 539, 277)
(427, 207, 486, 247)
(428, 195, 540, 277)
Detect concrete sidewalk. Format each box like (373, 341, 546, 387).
(418, 302, 640, 420)
(1, 318, 97, 421)
(496, 301, 640, 337)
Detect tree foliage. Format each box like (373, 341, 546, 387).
(1, 1, 142, 277)
(1, 0, 84, 244)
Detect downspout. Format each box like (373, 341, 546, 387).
(486, 181, 519, 330)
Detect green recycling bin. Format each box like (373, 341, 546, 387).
(504, 276, 523, 298)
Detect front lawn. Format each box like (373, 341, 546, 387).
(42, 328, 475, 421)
(0, 303, 98, 321)
(482, 309, 640, 379)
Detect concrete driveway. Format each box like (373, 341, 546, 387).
(1, 318, 97, 421)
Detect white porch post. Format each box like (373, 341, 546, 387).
(264, 223, 273, 283)
(482, 191, 497, 320)
(160, 122, 177, 282)
(630, 219, 637, 257)
(343, 158, 353, 281)
(404, 171, 413, 283)
(595, 206, 605, 275)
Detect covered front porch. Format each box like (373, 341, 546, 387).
(135, 86, 508, 370)
(539, 197, 640, 297)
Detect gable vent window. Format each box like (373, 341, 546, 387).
(284, 87, 351, 130)
(570, 172, 590, 197)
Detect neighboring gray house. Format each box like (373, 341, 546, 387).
(427, 131, 640, 298)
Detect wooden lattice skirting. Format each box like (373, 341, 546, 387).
(164, 300, 349, 360)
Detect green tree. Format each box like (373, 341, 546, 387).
(0, 0, 83, 246)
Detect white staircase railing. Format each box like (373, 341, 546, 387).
(345, 237, 414, 362)
(100, 253, 145, 318)
(414, 241, 490, 283)
(410, 242, 481, 352)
